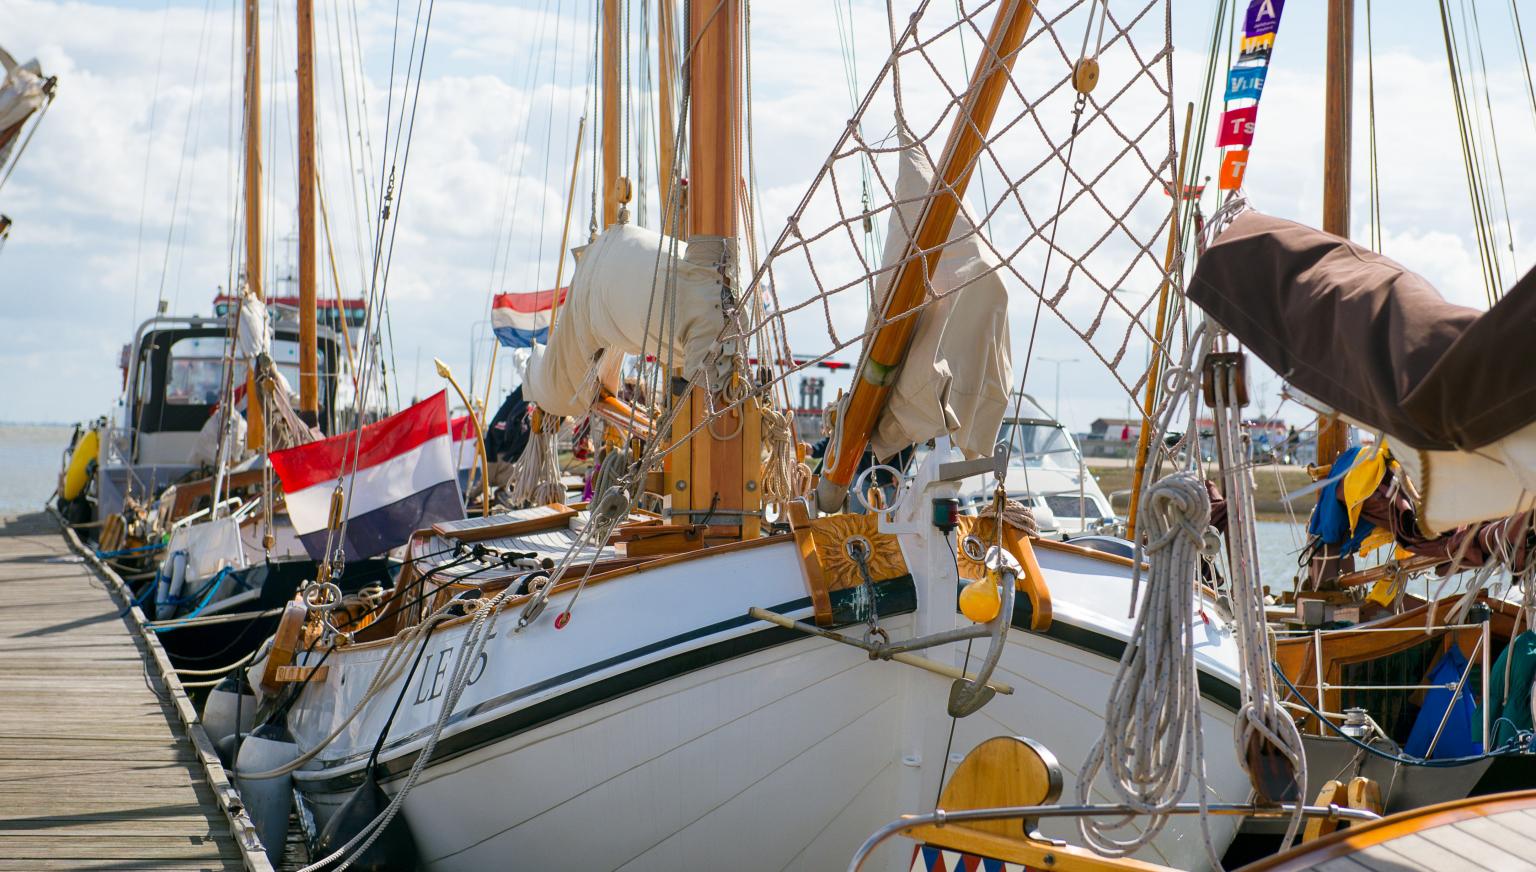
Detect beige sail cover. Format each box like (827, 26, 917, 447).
(523, 223, 723, 417)
(868, 132, 1012, 460)
(0, 53, 45, 139)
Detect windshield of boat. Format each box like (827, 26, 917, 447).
(997, 420, 1078, 470)
(162, 336, 317, 406)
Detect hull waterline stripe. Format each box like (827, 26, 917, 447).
(296, 579, 1241, 795)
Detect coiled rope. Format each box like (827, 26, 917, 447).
(760, 403, 810, 509)
(977, 497, 1039, 539)
(1076, 471, 1217, 863)
(506, 411, 564, 508)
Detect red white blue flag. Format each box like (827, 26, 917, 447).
(270, 391, 464, 561)
(450, 414, 477, 472)
(492, 287, 567, 348)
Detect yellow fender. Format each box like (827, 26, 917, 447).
(61, 428, 99, 501)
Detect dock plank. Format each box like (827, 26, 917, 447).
(0, 514, 244, 870)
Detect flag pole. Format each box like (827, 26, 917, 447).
(436, 359, 492, 517)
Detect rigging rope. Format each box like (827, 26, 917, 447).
(1211, 353, 1308, 850)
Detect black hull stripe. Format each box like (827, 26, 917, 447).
(298, 578, 1241, 796)
(299, 578, 918, 793)
(1010, 593, 1243, 713)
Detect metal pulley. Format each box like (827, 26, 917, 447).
(1072, 57, 1100, 94)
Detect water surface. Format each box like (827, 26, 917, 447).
(0, 424, 74, 515)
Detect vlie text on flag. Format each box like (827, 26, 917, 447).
(492, 287, 568, 348)
(270, 391, 464, 561)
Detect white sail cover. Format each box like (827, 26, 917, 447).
(868, 131, 1012, 460)
(524, 223, 722, 417)
(1388, 422, 1536, 533)
(0, 52, 45, 135)
(237, 289, 272, 360)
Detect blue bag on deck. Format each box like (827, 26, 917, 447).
(1404, 644, 1483, 759)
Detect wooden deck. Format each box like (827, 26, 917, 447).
(0, 512, 261, 871)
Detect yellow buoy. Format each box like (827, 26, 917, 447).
(959, 569, 1003, 624)
(61, 428, 99, 501)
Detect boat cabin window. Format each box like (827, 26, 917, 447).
(163, 336, 317, 406)
(997, 420, 1077, 471)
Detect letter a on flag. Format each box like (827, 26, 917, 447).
(1219, 150, 1251, 190)
(1245, 0, 1285, 37)
(1216, 106, 1259, 147)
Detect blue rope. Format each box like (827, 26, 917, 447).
(1271, 661, 1531, 766)
(96, 542, 166, 559)
(150, 567, 231, 633)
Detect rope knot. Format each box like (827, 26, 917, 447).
(977, 497, 1039, 539)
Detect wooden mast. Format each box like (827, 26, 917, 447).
(1316, 0, 1353, 465)
(1126, 103, 1195, 540)
(244, 0, 265, 450)
(656, 0, 679, 231)
(602, 0, 629, 226)
(296, 0, 319, 425)
(817, 0, 1036, 508)
(665, 0, 760, 540)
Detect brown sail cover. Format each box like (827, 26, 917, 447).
(1187, 211, 1536, 451)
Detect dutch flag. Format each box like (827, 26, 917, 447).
(491, 287, 567, 348)
(450, 415, 478, 473)
(270, 391, 465, 561)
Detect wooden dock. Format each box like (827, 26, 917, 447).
(0, 512, 265, 871)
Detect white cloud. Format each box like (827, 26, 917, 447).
(0, 0, 1531, 439)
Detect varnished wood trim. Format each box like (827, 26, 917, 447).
(431, 505, 578, 542)
(1034, 536, 1137, 569)
(1238, 790, 1536, 872)
(907, 822, 1176, 871)
(788, 501, 832, 626)
(339, 534, 794, 651)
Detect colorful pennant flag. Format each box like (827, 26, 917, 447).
(1245, 0, 1285, 36)
(1219, 150, 1251, 190)
(1238, 32, 1275, 65)
(1216, 106, 1258, 148)
(1225, 65, 1267, 102)
(491, 287, 568, 348)
(1216, 0, 1288, 190)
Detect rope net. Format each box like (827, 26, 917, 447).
(708, 0, 1183, 427)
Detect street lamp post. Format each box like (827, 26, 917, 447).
(1038, 356, 1080, 422)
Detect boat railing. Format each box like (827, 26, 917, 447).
(1275, 620, 1491, 754)
(847, 801, 1382, 872)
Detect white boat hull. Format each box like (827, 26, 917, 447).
(288, 536, 1249, 871)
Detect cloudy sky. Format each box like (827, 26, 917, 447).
(1, 0, 1532, 434)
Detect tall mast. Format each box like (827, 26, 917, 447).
(244, 0, 265, 450)
(656, 0, 678, 231)
(816, 0, 1036, 509)
(296, 0, 319, 425)
(666, 0, 758, 540)
(602, 0, 628, 227)
(687, 0, 737, 239)
(1316, 0, 1353, 466)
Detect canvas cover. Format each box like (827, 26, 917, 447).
(1188, 210, 1536, 453)
(523, 223, 722, 417)
(0, 52, 45, 138)
(867, 130, 1012, 461)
